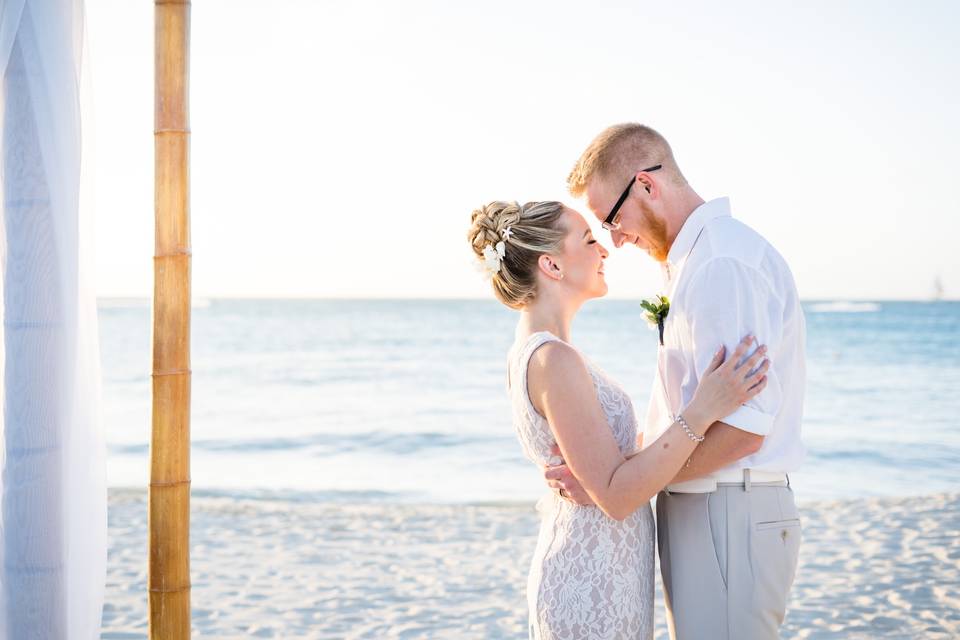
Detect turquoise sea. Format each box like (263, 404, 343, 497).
(99, 299, 960, 505)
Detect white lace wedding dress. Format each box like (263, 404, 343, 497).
(509, 331, 655, 640)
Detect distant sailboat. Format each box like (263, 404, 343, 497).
(933, 276, 944, 301)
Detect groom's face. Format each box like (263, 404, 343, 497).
(584, 178, 670, 262)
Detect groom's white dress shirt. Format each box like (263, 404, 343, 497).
(643, 197, 806, 489)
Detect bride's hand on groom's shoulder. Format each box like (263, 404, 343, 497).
(544, 445, 595, 506)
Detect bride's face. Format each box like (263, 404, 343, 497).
(554, 208, 610, 300)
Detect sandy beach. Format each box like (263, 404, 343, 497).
(101, 490, 960, 639)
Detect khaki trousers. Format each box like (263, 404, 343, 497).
(656, 479, 801, 640)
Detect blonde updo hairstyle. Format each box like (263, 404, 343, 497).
(467, 200, 567, 309)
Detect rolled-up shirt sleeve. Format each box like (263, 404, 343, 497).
(681, 257, 784, 436)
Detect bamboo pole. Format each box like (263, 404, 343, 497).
(150, 1, 191, 638)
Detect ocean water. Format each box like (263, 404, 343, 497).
(100, 299, 960, 505)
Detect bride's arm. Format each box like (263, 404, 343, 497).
(529, 336, 767, 521)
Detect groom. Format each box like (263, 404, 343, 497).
(546, 124, 805, 639)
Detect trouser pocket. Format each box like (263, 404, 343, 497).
(751, 499, 802, 625)
(707, 490, 728, 588)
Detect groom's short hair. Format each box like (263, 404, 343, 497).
(567, 123, 686, 196)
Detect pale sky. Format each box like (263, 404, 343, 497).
(85, 0, 960, 300)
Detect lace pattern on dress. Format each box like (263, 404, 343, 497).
(508, 331, 655, 640)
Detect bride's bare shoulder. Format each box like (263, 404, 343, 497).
(527, 339, 591, 392)
(528, 338, 578, 366)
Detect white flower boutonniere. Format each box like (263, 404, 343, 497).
(641, 294, 670, 346)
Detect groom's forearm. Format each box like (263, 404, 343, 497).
(668, 421, 763, 484)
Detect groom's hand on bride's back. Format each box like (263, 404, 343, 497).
(544, 444, 596, 506)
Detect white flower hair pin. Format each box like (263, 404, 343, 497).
(476, 227, 512, 280)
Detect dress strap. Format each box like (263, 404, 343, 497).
(511, 331, 563, 407)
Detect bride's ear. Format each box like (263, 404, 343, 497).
(538, 255, 564, 281)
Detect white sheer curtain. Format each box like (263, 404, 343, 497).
(0, 0, 106, 638)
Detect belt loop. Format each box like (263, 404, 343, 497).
(786, 473, 791, 488)
(743, 468, 751, 492)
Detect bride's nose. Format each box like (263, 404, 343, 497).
(598, 243, 610, 258)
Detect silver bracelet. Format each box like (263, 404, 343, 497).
(676, 414, 705, 443)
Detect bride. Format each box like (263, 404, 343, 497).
(467, 200, 769, 639)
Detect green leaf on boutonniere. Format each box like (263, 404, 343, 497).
(641, 295, 670, 346)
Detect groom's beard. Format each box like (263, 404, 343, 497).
(641, 207, 670, 262)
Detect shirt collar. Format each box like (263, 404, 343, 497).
(665, 197, 732, 268)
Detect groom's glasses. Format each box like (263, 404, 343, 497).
(602, 164, 662, 232)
